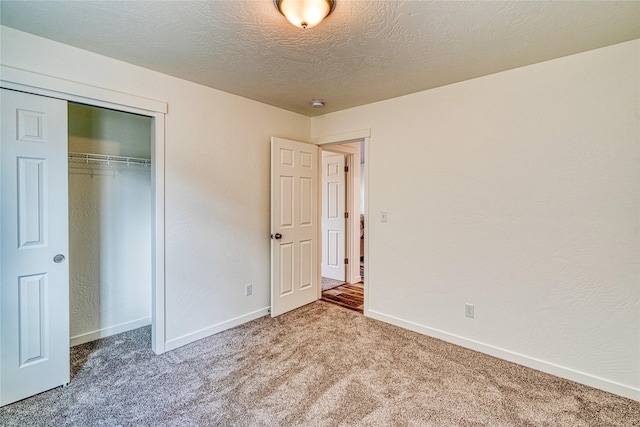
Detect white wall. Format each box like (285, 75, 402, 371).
(0, 26, 310, 349)
(312, 40, 640, 399)
(68, 103, 152, 345)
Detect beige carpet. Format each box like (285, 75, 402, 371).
(1, 301, 638, 426)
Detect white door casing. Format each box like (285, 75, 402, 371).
(270, 137, 319, 317)
(321, 153, 346, 281)
(0, 89, 70, 406)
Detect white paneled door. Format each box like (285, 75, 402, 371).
(321, 153, 346, 281)
(1, 89, 70, 406)
(270, 137, 319, 317)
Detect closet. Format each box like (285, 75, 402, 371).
(67, 103, 152, 346)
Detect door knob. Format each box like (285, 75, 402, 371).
(271, 233, 282, 240)
(53, 254, 66, 263)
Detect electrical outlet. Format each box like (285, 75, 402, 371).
(381, 211, 388, 222)
(245, 283, 252, 296)
(465, 303, 474, 318)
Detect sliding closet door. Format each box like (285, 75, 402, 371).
(0, 89, 70, 406)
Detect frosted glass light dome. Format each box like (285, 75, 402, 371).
(275, 0, 335, 29)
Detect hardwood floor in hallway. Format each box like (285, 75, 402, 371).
(321, 282, 364, 313)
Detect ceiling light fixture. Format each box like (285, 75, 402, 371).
(310, 99, 324, 108)
(274, 0, 335, 29)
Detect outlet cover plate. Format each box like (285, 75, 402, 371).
(465, 303, 474, 318)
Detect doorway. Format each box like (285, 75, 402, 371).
(0, 77, 166, 406)
(67, 103, 153, 347)
(0, 76, 166, 356)
(319, 140, 365, 313)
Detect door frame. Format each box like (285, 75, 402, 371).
(1, 65, 168, 354)
(313, 130, 370, 314)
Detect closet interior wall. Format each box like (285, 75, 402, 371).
(68, 103, 152, 346)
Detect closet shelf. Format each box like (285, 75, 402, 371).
(69, 152, 151, 167)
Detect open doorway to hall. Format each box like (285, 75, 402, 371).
(320, 141, 365, 313)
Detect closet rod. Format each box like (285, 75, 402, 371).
(68, 152, 151, 167)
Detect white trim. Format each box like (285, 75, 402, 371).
(363, 137, 369, 313)
(165, 307, 270, 352)
(366, 309, 640, 401)
(312, 129, 371, 145)
(316, 150, 323, 301)
(151, 114, 166, 355)
(70, 317, 152, 347)
(0, 68, 167, 355)
(0, 65, 167, 114)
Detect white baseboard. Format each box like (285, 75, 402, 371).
(165, 307, 270, 352)
(70, 317, 152, 347)
(365, 309, 639, 402)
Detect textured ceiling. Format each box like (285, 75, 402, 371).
(1, 1, 639, 116)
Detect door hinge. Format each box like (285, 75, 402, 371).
(344, 212, 349, 219)
(344, 165, 349, 172)
(344, 258, 349, 265)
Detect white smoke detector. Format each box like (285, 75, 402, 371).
(310, 99, 324, 108)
